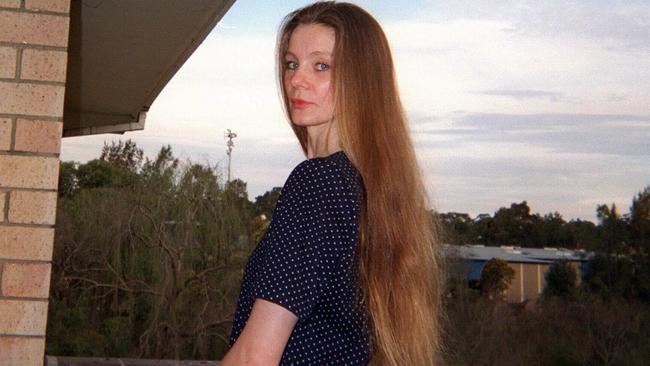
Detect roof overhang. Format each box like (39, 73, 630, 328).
(63, 0, 235, 137)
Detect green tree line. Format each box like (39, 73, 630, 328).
(439, 187, 650, 254)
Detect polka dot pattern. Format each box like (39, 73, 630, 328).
(229, 151, 370, 365)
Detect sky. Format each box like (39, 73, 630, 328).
(60, 0, 650, 222)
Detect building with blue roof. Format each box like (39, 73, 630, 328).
(444, 244, 592, 302)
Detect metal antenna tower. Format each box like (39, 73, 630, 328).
(224, 129, 237, 182)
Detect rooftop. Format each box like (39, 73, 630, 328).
(63, 0, 235, 137)
(444, 244, 592, 264)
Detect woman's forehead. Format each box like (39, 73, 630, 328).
(286, 23, 335, 56)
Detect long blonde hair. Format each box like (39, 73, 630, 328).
(277, 2, 443, 364)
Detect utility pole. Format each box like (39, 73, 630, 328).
(224, 129, 237, 182)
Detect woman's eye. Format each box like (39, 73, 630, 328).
(286, 61, 298, 70)
(315, 63, 330, 71)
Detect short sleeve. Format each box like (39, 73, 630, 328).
(250, 158, 359, 322)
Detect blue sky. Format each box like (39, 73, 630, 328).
(61, 0, 650, 222)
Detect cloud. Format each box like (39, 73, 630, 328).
(475, 89, 564, 102)
(385, 14, 650, 118)
(413, 112, 650, 156)
(510, 1, 650, 51)
(422, 0, 650, 50)
(409, 111, 649, 220)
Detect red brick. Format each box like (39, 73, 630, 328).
(0, 226, 54, 261)
(0, 0, 21, 8)
(0, 336, 45, 366)
(26, 0, 70, 13)
(0, 81, 65, 117)
(14, 119, 62, 153)
(0, 118, 11, 150)
(2, 263, 51, 298)
(0, 155, 59, 189)
(8, 191, 58, 225)
(20, 49, 67, 82)
(0, 299, 48, 335)
(0, 46, 16, 78)
(0, 11, 69, 47)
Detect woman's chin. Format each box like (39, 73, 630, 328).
(290, 117, 332, 128)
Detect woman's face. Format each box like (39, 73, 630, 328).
(283, 23, 335, 128)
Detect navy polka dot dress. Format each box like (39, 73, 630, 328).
(229, 150, 371, 365)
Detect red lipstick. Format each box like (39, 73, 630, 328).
(291, 98, 312, 109)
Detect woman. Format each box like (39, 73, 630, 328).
(222, 2, 442, 365)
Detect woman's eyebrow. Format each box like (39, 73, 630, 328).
(284, 50, 332, 58)
(309, 50, 331, 57)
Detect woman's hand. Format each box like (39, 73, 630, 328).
(221, 298, 298, 365)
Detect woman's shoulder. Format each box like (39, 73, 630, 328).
(286, 151, 361, 194)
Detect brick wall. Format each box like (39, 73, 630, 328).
(0, 1, 70, 365)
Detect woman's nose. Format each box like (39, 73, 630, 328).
(289, 67, 309, 89)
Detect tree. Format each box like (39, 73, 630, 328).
(99, 139, 143, 172)
(141, 144, 178, 181)
(439, 212, 476, 245)
(543, 261, 578, 298)
(582, 254, 637, 299)
(224, 179, 254, 218)
(226, 178, 250, 200)
(474, 213, 494, 245)
(565, 219, 598, 249)
(531, 212, 567, 248)
(58, 161, 78, 197)
(630, 185, 650, 252)
(75, 159, 139, 190)
(250, 215, 271, 247)
(491, 201, 535, 246)
(253, 187, 282, 220)
(479, 258, 515, 300)
(596, 203, 629, 254)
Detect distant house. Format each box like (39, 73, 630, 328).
(444, 244, 592, 303)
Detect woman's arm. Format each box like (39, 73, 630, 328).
(221, 298, 298, 366)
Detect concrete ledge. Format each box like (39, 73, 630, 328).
(44, 356, 220, 366)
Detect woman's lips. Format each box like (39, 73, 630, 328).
(291, 98, 312, 109)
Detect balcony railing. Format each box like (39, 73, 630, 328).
(44, 356, 220, 366)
